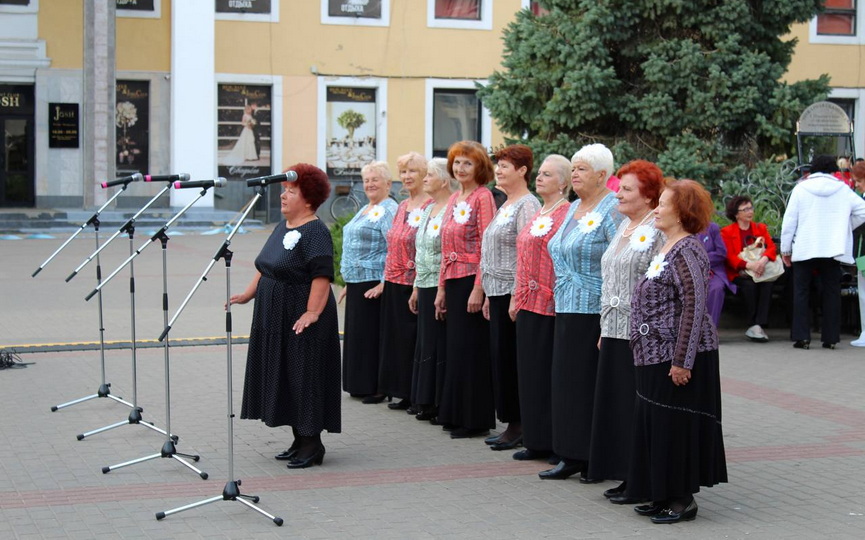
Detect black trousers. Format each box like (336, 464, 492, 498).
(791, 258, 841, 344)
(732, 276, 773, 326)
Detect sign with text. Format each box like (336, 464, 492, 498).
(0, 84, 34, 114)
(216, 0, 270, 14)
(326, 86, 378, 179)
(217, 83, 272, 181)
(115, 0, 155, 10)
(328, 0, 382, 18)
(48, 103, 79, 148)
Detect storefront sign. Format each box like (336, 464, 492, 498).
(48, 103, 79, 148)
(325, 86, 378, 179)
(328, 0, 382, 18)
(115, 80, 150, 174)
(115, 0, 155, 10)
(216, 0, 270, 14)
(0, 84, 34, 114)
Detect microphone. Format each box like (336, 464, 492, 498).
(145, 173, 190, 183)
(246, 171, 298, 187)
(173, 177, 227, 189)
(101, 172, 144, 188)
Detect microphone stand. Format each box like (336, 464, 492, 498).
(100, 188, 210, 480)
(156, 186, 283, 526)
(40, 183, 135, 413)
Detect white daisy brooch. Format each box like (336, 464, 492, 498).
(367, 204, 385, 223)
(578, 211, 602, 233)
(283, 230, 301, 250)
(645, 253, 667, 280)
(407, 208, 424, 228)
(426, 216, 443, 238)
(496, 205, 514, 225)
(629, 225, 656, 252)
(453, 201, 472, 224)
(529, 215, 554, 237)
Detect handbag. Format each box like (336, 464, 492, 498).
(856, 236, 865, 274)
(740, 236, 784, 283)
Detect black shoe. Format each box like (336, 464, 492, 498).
(406, 405, 418, 415)
(512, 448, 552, 461)
(603, 482, 626, 498)
(274, 445, 299, 461)
(822, 342, 836, 349)
(547, 453, 561, 465)
(610, 495, 644, 505)
(634, 502, 665, 516)
(490, 436, 523, 451)
(415, 408, 437, 421)
(286, 445, 325, 469)
(538, 459, 582, 480)
(793, 340, 810, 349)
(578, 475, 603, 484)
(484, 433, 502, 445)
(650, 499, 698, 524)
(362, 394, 388, 404)
(387, 398, 410, 410)
(450, 427, 490, 439)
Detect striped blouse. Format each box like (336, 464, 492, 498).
(384, 198, 430, 286)
(600, 216, 665, 339)
(547, 192, 623, 314)
(340, 198, 398, 284)
(438, 187, 496, 288)
(480, 193, 541, 297)
(513, 201, 571, 316)
(414, 204, 447, 289)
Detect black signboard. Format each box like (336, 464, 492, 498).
(48, 103, 79, 148)
(328, 0, 382, 18)
(216, 0, 271, 14)
(0, 84, 34, 115)
(0, 0, 31, 6)
(115, 80, 150, 174)
(116, 0, 155, 10)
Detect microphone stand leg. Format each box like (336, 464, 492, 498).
(156, 480, 283, 526)
(102, 439, 207, 479)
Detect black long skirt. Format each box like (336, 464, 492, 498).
(515, 310, 554, 452)
(587, 338, 636, 481)
(410, 286, 445, 407)
(489, 294, 520, 423)
(550, 312, 601, 461)
(378, 281, 417, 400)
(626, 350, 728, 502)
(437, 275, 495, 430)
(342, 281, 383, 396)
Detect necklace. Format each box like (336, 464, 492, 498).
(573, 190, 607, 217)
(621, 210, 654, 238)
(540, 197, 567, 215)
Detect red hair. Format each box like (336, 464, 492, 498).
(447, 140, 494, 186)
(616, 160, 665, 207)
(494, 144, 534, 184)
(286, 163, 330, 211)
(665, 179, 714, 234)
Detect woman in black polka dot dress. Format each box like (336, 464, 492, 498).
(231, 164, 341, 469)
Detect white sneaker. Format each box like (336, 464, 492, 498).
(745, 325, 769, 343)
(851, 335, 865, 347)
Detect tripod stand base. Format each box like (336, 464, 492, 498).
(101, 439, 208, 479)
(156, 480, 283, 526)
(51, 383, 134, 412)
(76, 406, 179, 441)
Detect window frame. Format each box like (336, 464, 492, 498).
(317, 77, 388, 174)
(826, 87, 864, 158)
(427, 0, 492, 31)
(810, 1, 864, 44)
(425, 78, 491, 158)
(321, 0, 391, 27)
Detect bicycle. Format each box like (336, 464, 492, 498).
(330, 178, 367, 220)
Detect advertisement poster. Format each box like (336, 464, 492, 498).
(48, 103, 79, 149)
(325, 86, 377, 179)
(328, 0, 382, 19)
(115, 0, 155, 10)
(217, 83, 272, 181)
(216, 0, 270, 14)
(115, 80, 149, 175)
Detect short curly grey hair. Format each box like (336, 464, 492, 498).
(571, 143, 614, 183)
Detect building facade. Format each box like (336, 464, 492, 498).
(0, 0, 862, 213)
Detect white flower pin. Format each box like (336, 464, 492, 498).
(453, 201, 472, 224)
(578, 211, 603, 233)
(367, 204, 385, 223)
(496, 205, 514, 225)
(629, 225, 656, 252)
(529, 215, 554, 237)
(426, 216, 443, 237)
(283, 230, 301, 250)
(407, 208, 424, 228)
(645, 253, 667, 280)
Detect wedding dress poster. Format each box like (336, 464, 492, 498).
(325, 86, 378, 179)
(115, 80, 149, 175)
(217, 83, 272, 181)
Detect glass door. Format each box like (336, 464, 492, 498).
(0, 116, 34, 207)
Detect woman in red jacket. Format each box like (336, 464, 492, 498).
(719, 195, 778, 342)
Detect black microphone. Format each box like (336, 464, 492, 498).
(173, 177, 227, 189)
(245, 171, 298, 187)
(145, 173, 190, 183)
(101, 172, 144, 188)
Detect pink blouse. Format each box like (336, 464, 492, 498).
(513, 202, 570, 316)
(384, 199, 429, 285)
(438, 187, 496, 288)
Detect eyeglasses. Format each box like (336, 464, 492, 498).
(738, 206, 754, 213)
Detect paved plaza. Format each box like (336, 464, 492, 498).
(2, 229, 865, 539)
